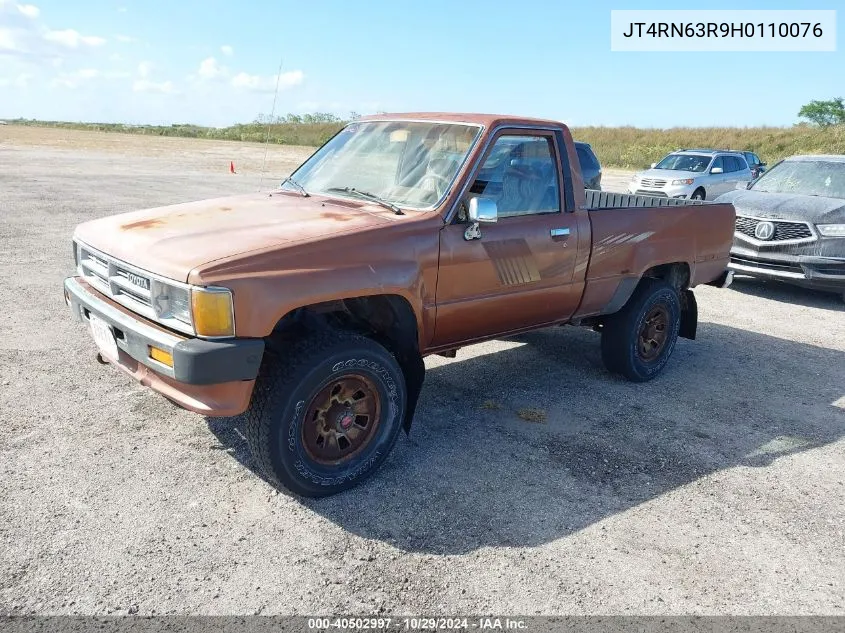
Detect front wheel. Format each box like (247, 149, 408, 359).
(244, 332, 407, 497)
(691, 188, 706, 201)
(600, 278, 682, 382)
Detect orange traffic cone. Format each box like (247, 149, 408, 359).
(229, 161, 236, 174)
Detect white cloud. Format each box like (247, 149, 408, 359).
(43, 28, 106, 48)
(114, 34, 135, 43)
(16, 4, 39, 18)
(137, 61, 152, 77)
(198, 56, 223, 79)
(0, 27, 20, 52)
(133, 79, 174, 94)
(51, 67, 130, 89)
(0, 72, 32, 88)
(231, 69, 304, 92)
(220, 44, 233, 56)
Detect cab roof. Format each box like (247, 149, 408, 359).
(358, 112, 568, 129)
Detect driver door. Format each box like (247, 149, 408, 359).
(432, 130, 582, 347)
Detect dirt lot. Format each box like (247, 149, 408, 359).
(1, 127, 843, 616)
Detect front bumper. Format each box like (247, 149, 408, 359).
(64, 276, 264, 415)
(627, 182, 694, 199)
(728, 247, 845, 292)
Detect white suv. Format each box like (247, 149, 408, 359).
(628, 150, 753, 200)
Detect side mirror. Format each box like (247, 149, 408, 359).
(710, 167, 724, 174)
(650, 162, 657, 169)
(468, 197, 498, 223)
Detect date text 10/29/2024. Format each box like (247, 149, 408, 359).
(307, 617, 529, 630)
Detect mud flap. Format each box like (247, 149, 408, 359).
(679, 289, 698, 340)
(397, 350, 425, 433)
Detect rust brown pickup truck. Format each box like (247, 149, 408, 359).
(64, 113, 735, 496)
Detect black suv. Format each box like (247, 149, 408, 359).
(574, 141, 602, 190)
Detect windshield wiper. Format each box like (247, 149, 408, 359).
(325, 187, 404, 216)
(281, 177, 309, 197)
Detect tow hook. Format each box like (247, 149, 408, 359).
(96, 353, 110, 365)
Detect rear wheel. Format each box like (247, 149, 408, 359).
(601, 278, 682, 382)
(244, 331, 407, 497)
(691, 188, 706, 201)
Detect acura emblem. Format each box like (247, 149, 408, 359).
(754, 221, 776, 241)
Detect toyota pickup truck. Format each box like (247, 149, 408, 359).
(64, 113, 735, 496)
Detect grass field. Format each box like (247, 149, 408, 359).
(5, 117, 845, 169)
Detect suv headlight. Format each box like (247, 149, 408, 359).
(816, 224, 845, 237)
(151, 282, 234, 337)
(671, 178, 695, 185)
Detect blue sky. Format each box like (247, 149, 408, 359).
(0, 0, 842, 127)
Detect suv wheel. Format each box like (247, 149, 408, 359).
(244, 331, 407, 497)
(691, 188, 706, 201)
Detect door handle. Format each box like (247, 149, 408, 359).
(550, 228, 570, 237)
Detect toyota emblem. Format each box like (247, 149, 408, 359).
(754, 221, 776, 240)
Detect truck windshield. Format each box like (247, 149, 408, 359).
(654, 154, 711, 173)
(283, 120, 481, 210)
(750, 160, 845, 199)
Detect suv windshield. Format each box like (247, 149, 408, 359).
(654, 154, 712, 173)
(751, 159, 845, 199)
(284, 120, 481, 209)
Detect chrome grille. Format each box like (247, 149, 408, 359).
(735, 216, 814, 243)
(639, 178, 667, 188)
(75, 241, 195, 335)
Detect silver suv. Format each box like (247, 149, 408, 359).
(628, 150, 753, 200)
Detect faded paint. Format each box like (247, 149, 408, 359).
(67, 112, 736, 416)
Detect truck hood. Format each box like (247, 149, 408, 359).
(73, 191, 392, 282)
(715, 189, 845, 224)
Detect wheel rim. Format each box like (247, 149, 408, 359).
(692, 191, 703, 200)
(302, 373, 382, 466)
(637, 304, 670, 362)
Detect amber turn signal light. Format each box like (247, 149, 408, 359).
(148, 345, 174, 367)
(191, 288, 235, 337)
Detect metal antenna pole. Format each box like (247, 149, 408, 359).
(259, 54, 285, 192)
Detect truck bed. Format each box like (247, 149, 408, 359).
(584, 196, 735, 290)
(586, 189, 707, 209)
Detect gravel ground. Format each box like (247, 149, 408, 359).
(1, 128, 843, 616)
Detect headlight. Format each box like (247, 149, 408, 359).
(816, 224, 845, 237)
(191, 287, 235, 337)
(151, 280, 192, 326)
(671, 178, 695, 185)
(150, 283, 234, 337)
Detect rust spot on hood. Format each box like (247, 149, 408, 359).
(320, 211, 354, 222)
(219, 206, 233, 212)
(121, 218, 165, 230)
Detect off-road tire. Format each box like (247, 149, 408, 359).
(600, 278, 681, 382)
(244, 331, 407, 497)
(691, 188, 706, 201)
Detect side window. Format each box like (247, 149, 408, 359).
(724, 156, 737, 173)
(465, 134, 561, 219)
(711, 156, 724, 172)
